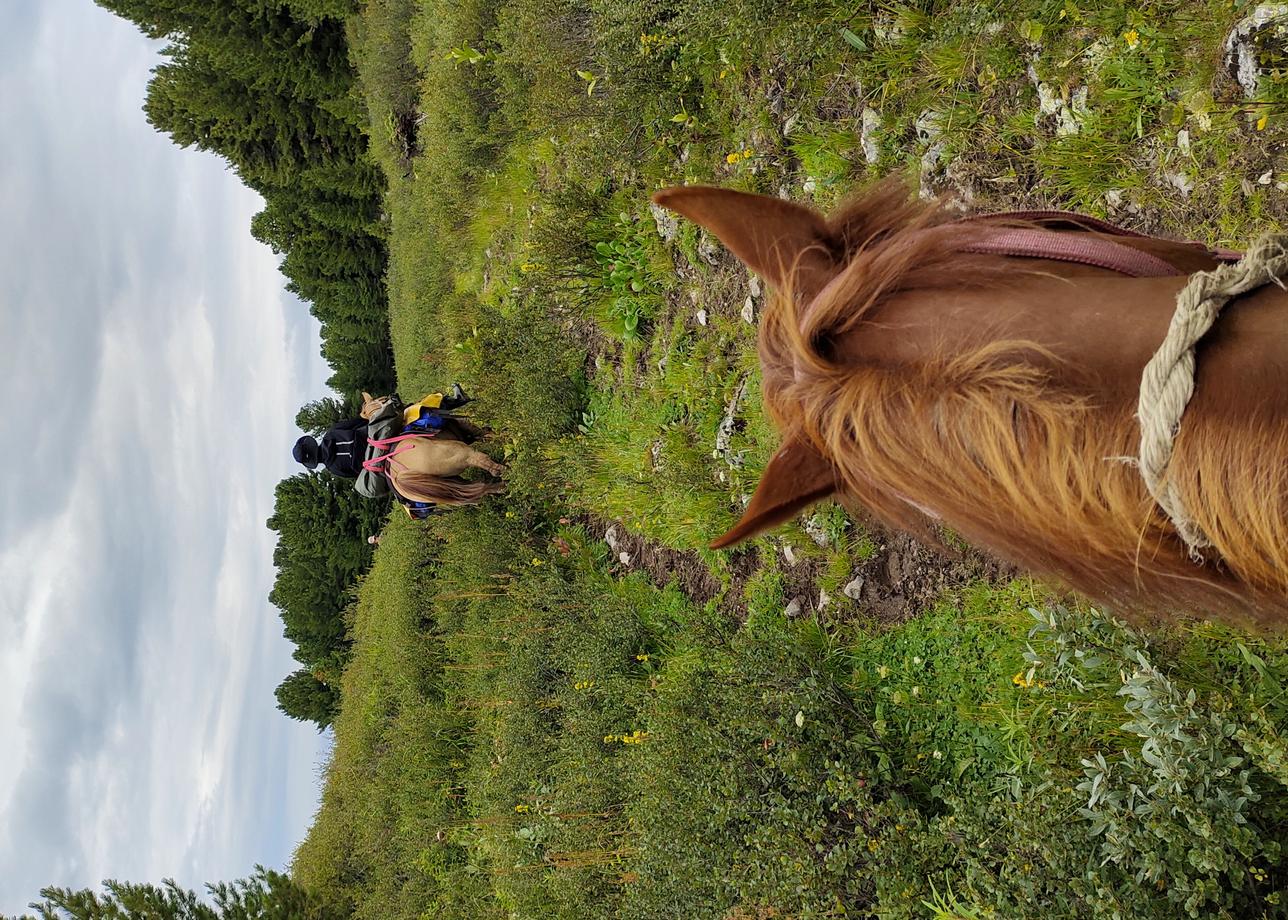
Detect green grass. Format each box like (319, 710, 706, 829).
(294, 0, 1288, 916)
(296, 515, 1288, 917)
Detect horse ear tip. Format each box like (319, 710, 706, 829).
(709, 529, 742, 550)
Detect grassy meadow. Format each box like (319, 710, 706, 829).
(294, 1, 1288, 916)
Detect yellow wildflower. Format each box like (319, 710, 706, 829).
(514, 804, 530, 813)
(1012, 670, 1036, 689)
(1257, 112, 1269, 131)
(635, 653, 650, 661)
(531, 558, 544, 566)
(1124, 29, 1140, 48)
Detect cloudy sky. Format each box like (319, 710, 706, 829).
(0, 0, 332, 912)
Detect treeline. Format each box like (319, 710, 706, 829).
(97, 0, 400, 728)
(265, 396, 389, 729)
(8, 865, 340, 919)
(97, 0, 395, 395)
(266, 472, 386, 728)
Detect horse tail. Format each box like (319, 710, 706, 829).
(392, 472, 504, 506)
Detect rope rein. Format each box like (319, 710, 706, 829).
(1137, 236, 1288, 557)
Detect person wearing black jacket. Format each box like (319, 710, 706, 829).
(293, 416, 368, 478)
(293, 385, 472, 479)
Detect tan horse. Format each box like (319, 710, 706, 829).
(655, 181, 1288, 625)
(360, 393, 505, 506)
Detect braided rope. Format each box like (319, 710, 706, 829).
(1137, 235, 1288, 556)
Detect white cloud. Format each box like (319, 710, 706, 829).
(0, 0, 334, 912)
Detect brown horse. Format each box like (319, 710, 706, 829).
(360, 393, 506, 507)
(654, 181, 1288, 625)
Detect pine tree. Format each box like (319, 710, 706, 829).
(95, 0, 394, 394)
(274, 667, 341, 729)
(265, 472, 387, 708)
(92, 0, 400, 723)
(294, 396, 356, 436)
(13, 867, 340, 920)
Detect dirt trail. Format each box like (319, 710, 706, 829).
(577, 513, 1013, 624)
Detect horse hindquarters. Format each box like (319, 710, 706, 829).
(387, 436, 506, 507)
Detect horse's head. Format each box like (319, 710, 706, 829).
(655, 183, 964, 547)
(653, 186, 846, 547)
(658, 183, 1288, 623)
(654, 183, 1223, 551)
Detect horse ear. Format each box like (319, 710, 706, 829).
(652, 186, 837, 297)
(711, 435, 838, 549)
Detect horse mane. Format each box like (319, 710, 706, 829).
(391, 471, 503, 506)
(767, 179, 1288, 625)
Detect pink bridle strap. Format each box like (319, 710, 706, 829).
(794, 209, 1246, 379)
(957, 228, 1183, 277)
(362, 431, 436, 476)
(952, 210, 1242, 277)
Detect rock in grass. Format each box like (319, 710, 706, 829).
(1164, 171, 1195, 197)
(843, 576, 865, 600)
(861, 108, 882, 164)
(698, 231, 721, 265)
(784, 597, 803, 618)
(1226, 5, 1288, 98)
(649, 201, 679, 242)
(804, 515, 829, 547)
(714, 376, 751, 469)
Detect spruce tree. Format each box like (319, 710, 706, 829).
(13, 868, 339, 920)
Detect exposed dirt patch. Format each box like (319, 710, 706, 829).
(392, 109, 421, 174)
(578, 510, 1012, 627)
(578, 514, 759, 617)
(774, 550, 828, 618)
(840, 524, 1017, 626)
(669, 242, 754, 323)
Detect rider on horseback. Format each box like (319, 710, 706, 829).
(292, 384, 472, 479)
